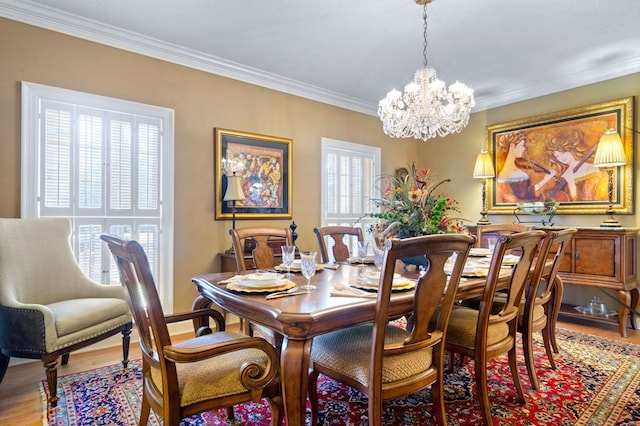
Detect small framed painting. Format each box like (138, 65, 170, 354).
(487, 97, 634, 215)
(215, 128, 293, 220)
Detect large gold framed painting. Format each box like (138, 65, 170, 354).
(487, 97, 634, 215)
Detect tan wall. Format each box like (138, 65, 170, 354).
(2, 17, 639, 311)
(0, 18, 416, 311)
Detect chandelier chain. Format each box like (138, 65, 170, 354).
(422, 4, 428, 68)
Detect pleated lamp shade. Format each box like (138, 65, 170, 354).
(594, 129, 626, 167)
(473, 149, 495, 179)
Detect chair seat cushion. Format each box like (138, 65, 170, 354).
(151, 331, 275, 407)
(48, 298, 130, 336)
(446, 306, 509, 349)
(310, 324, 433, 387)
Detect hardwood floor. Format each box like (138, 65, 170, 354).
(0, 318, 638, 425)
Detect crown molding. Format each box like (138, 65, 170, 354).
(0, 0, 378, 115)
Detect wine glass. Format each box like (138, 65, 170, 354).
(373, 246, 385, 271)
(357, 241, 369, 273)
(299, 251, 317, 290)
(281, 245, 296, 279)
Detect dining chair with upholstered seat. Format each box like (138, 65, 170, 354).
(101, 234, 283, 426)
(518, 227, 577, 389)
(313, 225, 364, 263)
(308, 233, 475, 426)
(0, 217, 132, 407)
(443, 230, 546, 426)
(229, 226, 293, 341)
(229, 226, 293, 272)
(476, 224, 531, 248)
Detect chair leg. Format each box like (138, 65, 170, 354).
(474, 352, 494, 426)
(122, 324, 132, 368)
(431, 374, 447, 426)
(42, 354, 59, 407)
(522, 324, 539, 390)
(139, 394, 151, 425)
(267, 395, 284, 426)
(308, 370, 320, 426)
(61, 353, 70, 365)
(541, 325, 556, 370)
(508, 346, 526, 403)
(226, 406, 235, 422)
(549, 278, 563, 353)
(0, 351, 9, 384)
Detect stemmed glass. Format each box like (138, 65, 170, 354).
(281, 245, 296, 279)
(373, 246, 385, 271)
(299, 251, 317, 290)
(357, 241, 369, 273)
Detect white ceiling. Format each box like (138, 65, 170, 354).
(2, 0, 640, 116)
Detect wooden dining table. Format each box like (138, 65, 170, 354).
(191, 262, 502, 426)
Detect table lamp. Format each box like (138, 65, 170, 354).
(473, 149, 495, 225)
(223, 171, 246, 230)
(593, 128, 626, 228)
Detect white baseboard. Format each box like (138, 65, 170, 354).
(7, 315, 240, 367)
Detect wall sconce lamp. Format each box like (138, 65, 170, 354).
(223, 171, 246, 230)
(593, 128, 626, 228)
(473, 149, 495, 225)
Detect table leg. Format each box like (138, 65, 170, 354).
(279, 337, 312, 426)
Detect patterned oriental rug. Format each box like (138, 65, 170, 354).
(42, 329, 640, 425)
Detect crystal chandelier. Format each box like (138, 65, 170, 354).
(378, 0, 475, 142)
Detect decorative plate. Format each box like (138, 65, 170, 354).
(227, 280, 295, 294)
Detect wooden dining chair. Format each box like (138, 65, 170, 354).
(443, 230, 546, 426)
(476, 224, 531, 248)
(313, 225, 364, 263)
(517, 227, 577, 389)
(229, 226, 293, 271)
(101, 234, 284, 426)
(229, 226, 293, 341)
(308, 233, 475, 426)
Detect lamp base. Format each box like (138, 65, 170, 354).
(600, 215, 622, 228)
(477, 217, 491, 225)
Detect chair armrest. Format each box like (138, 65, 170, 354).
(163, 336, 280, 391)
(164, 308, 225, 333)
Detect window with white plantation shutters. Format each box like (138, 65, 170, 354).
(21, 82, 175, 312)
(321, 138, 380, 261)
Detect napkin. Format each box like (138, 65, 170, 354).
(322, 263, 340, 270)
(330, 284, 376, 298)
(218, 275, 247, 284)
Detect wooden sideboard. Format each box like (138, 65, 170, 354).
(219, 252, 282, 272)
(469, 225, 639, 337)
(549, 227, 638, 337)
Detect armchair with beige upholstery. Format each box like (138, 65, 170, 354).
(313, 225, 364, 263)
(308, 233, 475, 426)
(101, 234, 283, 426)
(0, 218, 132, 407)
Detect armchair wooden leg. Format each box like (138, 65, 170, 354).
(61, 353, 70, 365)
(0, 351, 9, 383)
(122, 324, 132, 368)
(43, 354, 59, 407)
(308, 370, 320, 426)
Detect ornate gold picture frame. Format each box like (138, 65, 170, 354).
(215, 128, 293, 220)
(487, 97, 634, 215)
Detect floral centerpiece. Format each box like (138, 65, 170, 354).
(368, 163, 465, 243)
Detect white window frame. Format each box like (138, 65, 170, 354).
(320, 138, 380, 259)
(21, 82, 175, 312)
